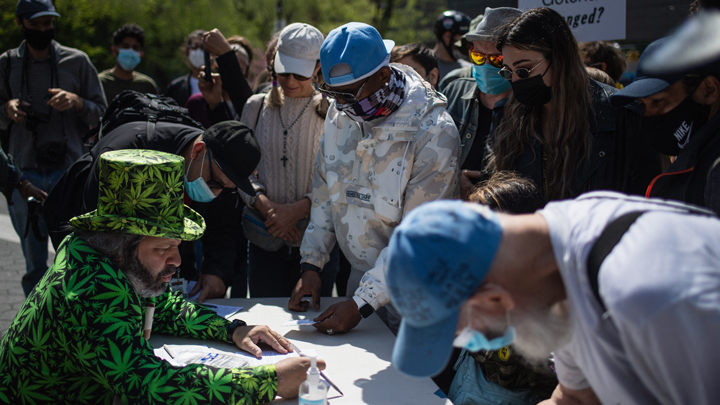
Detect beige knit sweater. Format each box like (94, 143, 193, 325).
(239, 92, 324, 205)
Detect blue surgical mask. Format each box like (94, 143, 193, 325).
(184, 151, 217, 203)
(453, 308, 516, 352)
(472, 63, 511, 95)
(117, 48, 142, 71)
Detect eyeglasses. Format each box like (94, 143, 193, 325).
(469, 51, 503, 69)
(318, 78, 369, 104)
(499, 60, 547, 81)
(277, 72, 313, 82)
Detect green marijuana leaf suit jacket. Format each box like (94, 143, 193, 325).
(0, 234, 278, 404)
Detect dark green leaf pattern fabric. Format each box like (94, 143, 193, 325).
(0, 234, 278, 404)
(70, 149, 205, 241)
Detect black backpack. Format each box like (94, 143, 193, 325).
(84, 90, 204, 147)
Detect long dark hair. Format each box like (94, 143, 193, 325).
(490, 7, 592, 200)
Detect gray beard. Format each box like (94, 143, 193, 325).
(511, 301, 573, 364)
(122, 250, 177, 298)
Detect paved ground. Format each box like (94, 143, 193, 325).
(0, 197, 55, 337)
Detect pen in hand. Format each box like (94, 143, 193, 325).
(291, 343, 344, 396)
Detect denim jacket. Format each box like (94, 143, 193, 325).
(443, 78, 507, 168)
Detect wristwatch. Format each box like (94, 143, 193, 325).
(226, 319, 247, 344)
(353, 295, 375, 319)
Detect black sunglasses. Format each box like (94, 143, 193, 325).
(318, 78, 369, 104)
(498, 60, 548, 81)
(277, 72, 313, 81)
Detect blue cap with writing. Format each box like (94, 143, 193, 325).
(387, 200, 502, 378)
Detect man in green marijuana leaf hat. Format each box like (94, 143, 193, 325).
(0, 149, 323, 404)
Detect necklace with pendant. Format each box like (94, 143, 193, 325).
(279, 95, 314, 167)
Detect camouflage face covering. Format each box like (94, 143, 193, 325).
(336, 66, 406, 122)
(70, 149, 206, 241)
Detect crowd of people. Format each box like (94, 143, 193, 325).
(1, 0, 719, 403)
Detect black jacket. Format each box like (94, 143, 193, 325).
(44, 121, 241, 285)
(489, 80, 661, 201)
(164, 73, 194, 109)
(647, 113, 720, 214)
(206, 51, 254, 126)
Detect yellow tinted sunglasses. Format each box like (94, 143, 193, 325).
(470, 51, 504, 69)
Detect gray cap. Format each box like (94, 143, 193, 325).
(465, 7, 522, 43)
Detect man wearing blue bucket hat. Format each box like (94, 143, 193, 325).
(288, 22, 461, 335)
(387, 192, 720, 404)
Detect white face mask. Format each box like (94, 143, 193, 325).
(188, 48, 205, 69)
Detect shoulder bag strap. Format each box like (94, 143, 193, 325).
(586, 211, 646, 312)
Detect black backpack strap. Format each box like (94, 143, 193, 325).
(587, 211, 646, 312)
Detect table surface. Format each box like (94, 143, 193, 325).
(148, 297, 451, 405)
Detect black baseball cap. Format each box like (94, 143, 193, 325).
(610, 38, 685, 107)
(203, 121, 260, 196)
(16, 0, 60, 20)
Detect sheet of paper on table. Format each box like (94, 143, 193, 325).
(170, 280, 243, 319)
(154, 344, 300, 368)
(283, 319, 317, 326)
(153, 344, 339, 394)
(195, 303, 244, 319)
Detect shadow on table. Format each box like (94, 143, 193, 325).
(354, 364, 441, 404)
(283, 324, 394, 364)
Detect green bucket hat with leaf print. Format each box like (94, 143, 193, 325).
(70, 149, 205, 241)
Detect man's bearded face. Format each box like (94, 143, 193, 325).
(511, 301, 573, 364)
(122, 253, 177, 298)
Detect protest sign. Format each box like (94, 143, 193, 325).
(517, 0, 626, 42)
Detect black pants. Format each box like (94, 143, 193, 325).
(248, 242, 340, 297)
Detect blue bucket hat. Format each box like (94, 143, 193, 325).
(320, 22, 395, 86)
(610, 37, 685, 107)
(386, 200, 503, 378)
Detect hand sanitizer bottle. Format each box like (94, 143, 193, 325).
(298, 355, 328, 405)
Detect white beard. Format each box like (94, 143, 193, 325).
(511, 301, 573, 364)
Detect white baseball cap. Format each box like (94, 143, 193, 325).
(274, 23, 324, 78)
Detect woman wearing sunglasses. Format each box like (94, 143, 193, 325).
(488, 8, 661, 202)
(236, 23, 339, 298)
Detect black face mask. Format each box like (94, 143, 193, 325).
(511, 74, 552, 107)
(23, 27, 55, 51)
(640, 95, 711, 156)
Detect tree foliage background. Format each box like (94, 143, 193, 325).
(0, 0, 448, 90)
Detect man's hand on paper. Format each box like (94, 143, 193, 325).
(233, 325, 293, 358)
(276, 357, 327, 399)
(288, 270, 321, 311)
(189, 274, 226, 303)
(313, 299, 362, 335)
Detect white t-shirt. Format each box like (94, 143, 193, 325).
(539, 191, 720, 405)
